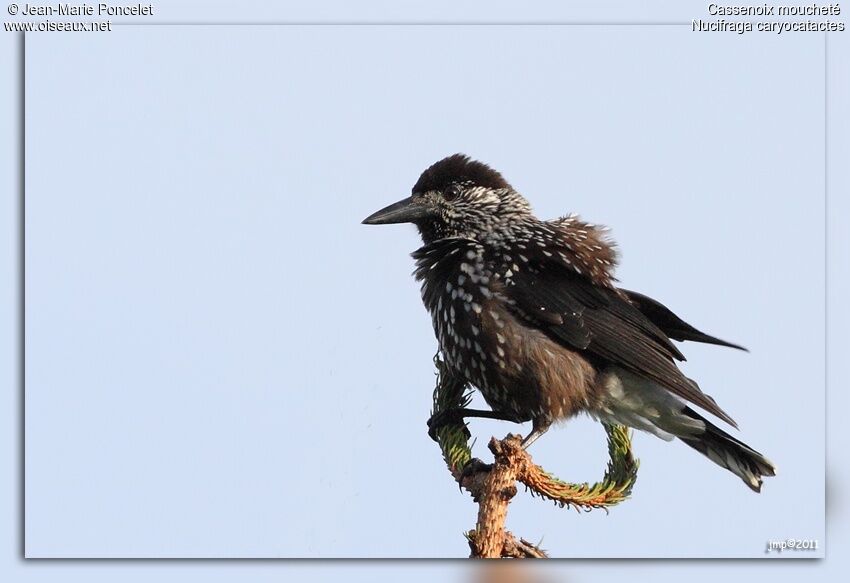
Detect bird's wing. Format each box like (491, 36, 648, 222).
(502, 259, 738, 427)
(621, 289, 747, 351)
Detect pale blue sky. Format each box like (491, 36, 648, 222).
(3, 0, 849, 580)
(22, 21, 825, 559)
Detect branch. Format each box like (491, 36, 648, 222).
(430, 354, 639, 558)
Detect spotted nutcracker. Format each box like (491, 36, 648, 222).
(362, 154, 775, 492)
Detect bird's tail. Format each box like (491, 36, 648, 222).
(678, 407, 776, 493)
(594, 368, 776, 492)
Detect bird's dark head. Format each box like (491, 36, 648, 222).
(362, 154, 533, 243)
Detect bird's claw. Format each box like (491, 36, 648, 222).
(427, 408, 469, 442)
(458, 457, 492, 491)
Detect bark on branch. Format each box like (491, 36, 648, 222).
(430, 354, 639, 558)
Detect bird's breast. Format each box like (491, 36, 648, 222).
(413, 238, 597, 423)
(412, 241, 505, 391)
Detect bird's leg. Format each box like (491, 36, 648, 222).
(521, 418, 551, 449)
(427, 408, 522, 442)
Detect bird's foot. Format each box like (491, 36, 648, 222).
(428, 408, 523, 441)
(457, 457, 493, 492)
(427, 408, 470, 442)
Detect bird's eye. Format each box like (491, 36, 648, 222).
(444, 184, 462, 201)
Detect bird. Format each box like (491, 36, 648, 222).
(362, 153, 776, 492)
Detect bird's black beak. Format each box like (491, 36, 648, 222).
(362, 196, 433, 225)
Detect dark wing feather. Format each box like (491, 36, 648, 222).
(622, 289, 747, 351)
(504, 262, 738, 428)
